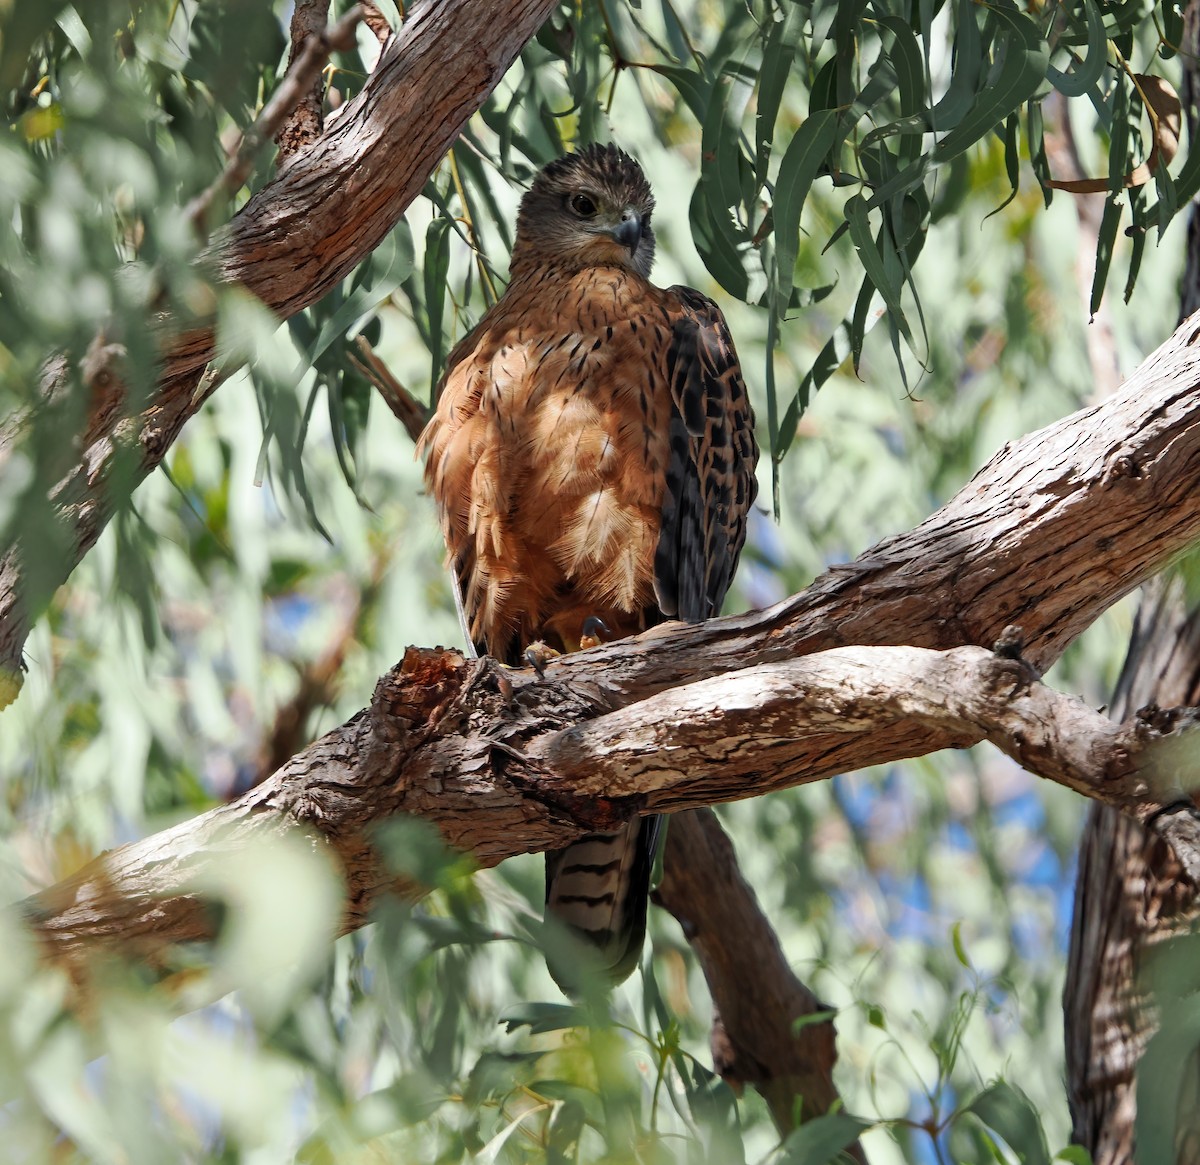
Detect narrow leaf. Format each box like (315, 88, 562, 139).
(984, 113, 1022, 219)
(1046, 0, 1106, 97)
(771, 110, 838, 314)
(779, 1112, 871, 1165)
(845, 195, 913, 350)
(964, 1082, 1052, 1165)
(756, 6, 804, 177)
(934, 8, 1048, 163)
(690, 181, 749, 300)
(424, 216, 452, 388)
(1088, 195, 1122, 318)
(650, 63, 711, 124)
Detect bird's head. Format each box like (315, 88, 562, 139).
(511, 144, 656, 280)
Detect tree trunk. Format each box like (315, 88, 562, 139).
(1066, 581, 1200, 1162)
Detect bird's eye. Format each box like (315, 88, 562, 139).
(569, 193, 597, 218)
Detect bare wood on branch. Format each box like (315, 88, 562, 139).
(23, 640, 1200, 974)
(534, 643, 1200, 858)
(0, 0, 560, 696)
(19, 310, 1200, 973)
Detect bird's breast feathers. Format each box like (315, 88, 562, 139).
(423, 268, 679, 656)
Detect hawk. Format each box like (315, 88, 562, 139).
(419, 144, 759, 987)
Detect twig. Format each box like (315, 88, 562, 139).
(351, 335, 429, 442)
(249, 551, 392, 789)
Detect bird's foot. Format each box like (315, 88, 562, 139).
(579, 616, 612, 651)
(524, 641, 561, 678)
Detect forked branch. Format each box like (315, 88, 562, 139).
(19, 311, 1200, 974)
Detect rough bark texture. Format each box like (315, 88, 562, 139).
(0, 0, 559, 694)
(274, 0, 333, 163)
(1063, 6, 1200, 1158)
(535, 643, 1200, 844)
(187, 5, 363, 232)
(655, 809, 864, 1158)
(20, 315, 1200, 980)
(29, 639, 1200, 984)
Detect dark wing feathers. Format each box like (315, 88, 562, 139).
(654, 286, 758, 623)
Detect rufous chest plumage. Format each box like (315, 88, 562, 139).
(422, 266, 676, 659)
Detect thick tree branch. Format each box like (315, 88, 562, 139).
(0, 0, 559, 694)
(17, 312, 1200, 975)
(1066, 578, 1200, 1164)
(534, 644, 1200, 842)
(20, 635, 1200, 967)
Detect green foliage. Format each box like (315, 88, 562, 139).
(0, 0, 1191, 1161)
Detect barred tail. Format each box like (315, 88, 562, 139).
(544, 815, 662, 992)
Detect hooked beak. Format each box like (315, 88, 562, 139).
(607, 208, 643, 254)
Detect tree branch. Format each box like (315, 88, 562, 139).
(655, 810, 865, 1158)
(534, 642, 1200, 832)
(351, 335, 429, 443)
(270, 0, 336, 170)
(0, 0, 559, 696)
(16, 291, 1200, 982)
(24, 637, 1200, 975)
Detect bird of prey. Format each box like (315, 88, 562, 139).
(419, 143, 759, 987)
